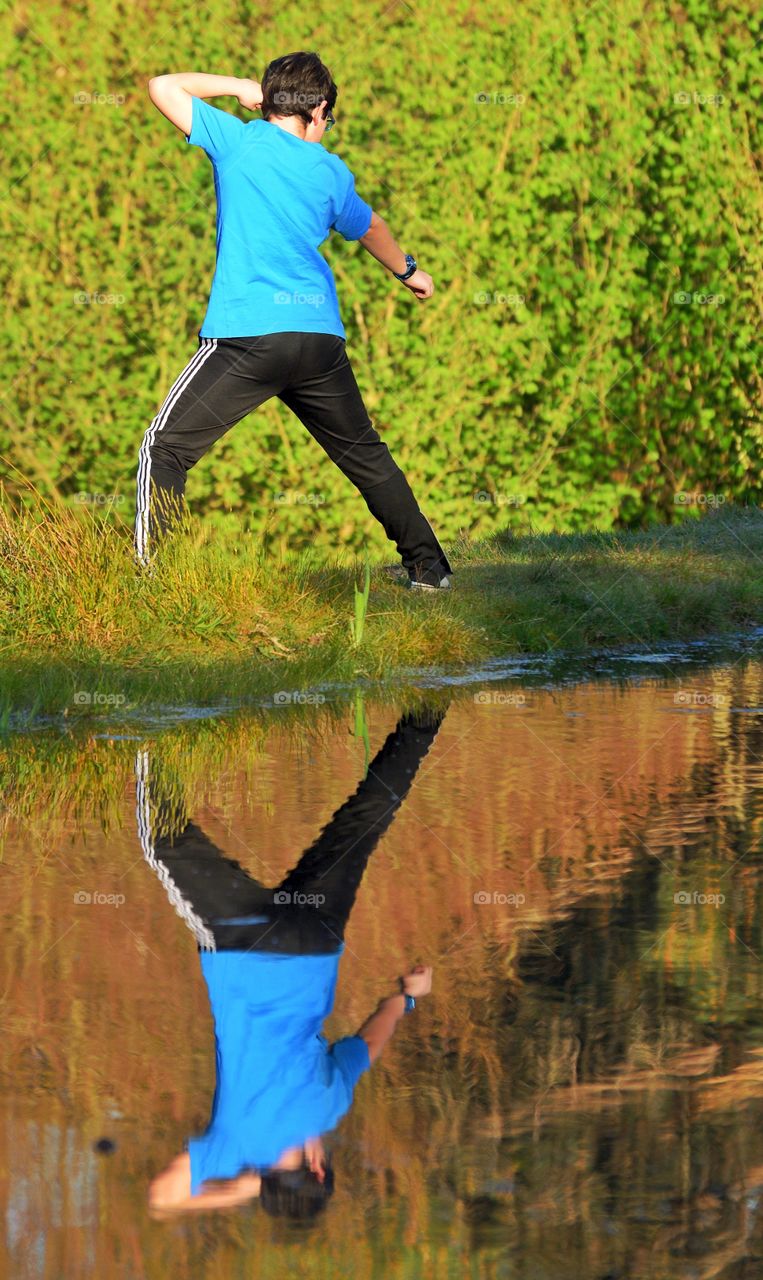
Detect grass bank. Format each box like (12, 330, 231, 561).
(2, 489, 763, 725)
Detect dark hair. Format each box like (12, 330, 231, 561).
(259, 1163, 335, 1221)
(261, 52, 338, 126)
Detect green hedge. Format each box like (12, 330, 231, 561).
(2, 0, 760, 556)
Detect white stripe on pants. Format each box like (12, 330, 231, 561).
(133, 337, 219, 565)
(134, 748, 216, 950)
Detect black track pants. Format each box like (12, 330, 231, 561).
(134, 332, 452, 582)
(135, 707, 448, 954)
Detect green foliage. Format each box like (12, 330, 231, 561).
(1, 0, 760, 556)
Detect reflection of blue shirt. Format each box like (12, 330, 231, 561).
(187, 947, 370, 1195)
(185, 96, 373, 340)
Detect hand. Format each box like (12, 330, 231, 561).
(237, 78, 263, 111)
(402, 269, 434, 302)
(401, 965, 433, 997)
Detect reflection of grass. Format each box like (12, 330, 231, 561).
(2, 483, 763, 719)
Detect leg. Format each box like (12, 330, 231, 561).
(278, 706, 448, 941)
(134, 335, 291, 566)
(278, 334, 452, 581)
(133, 705, 448, 955)
(135, 748, 272, 949)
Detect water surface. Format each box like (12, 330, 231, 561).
(3, 655, 763, 1278)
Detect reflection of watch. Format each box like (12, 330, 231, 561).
(403, 994, 416, 1014)
(394, 253, 417, 281)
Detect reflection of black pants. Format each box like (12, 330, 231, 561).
(136, 708, 447, 954)
(134, 332, 452, 584)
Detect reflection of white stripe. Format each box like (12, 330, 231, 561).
(134, 748, 216, 950)
(133, 338, 219, 564)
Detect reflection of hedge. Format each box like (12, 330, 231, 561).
(3, 0, 760, 555)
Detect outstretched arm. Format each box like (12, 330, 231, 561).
(147, 73, 262, 136)
(356, 966, 433, 1065)
(359, 211, 434, 301)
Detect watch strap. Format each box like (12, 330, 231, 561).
(394, 253, 417, 281)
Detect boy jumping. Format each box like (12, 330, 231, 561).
(134, 52, 453, 590)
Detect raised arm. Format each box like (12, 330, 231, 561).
(358, 211, 435, 301)
(147, 73, 262, 136)
(356, 966, 433, 1065)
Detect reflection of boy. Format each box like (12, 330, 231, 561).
(150, 965, 433, 1218)
(135, 709, 445, 1218)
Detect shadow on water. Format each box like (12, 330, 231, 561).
(3, 650, 763, 1276)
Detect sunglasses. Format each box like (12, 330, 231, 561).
(323, 110, 336, 132)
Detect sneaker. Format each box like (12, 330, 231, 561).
(408, 573, 452, 592)
(383, 563, 453, 590)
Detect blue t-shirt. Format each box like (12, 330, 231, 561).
(187, 946, 371, 1195)
(184, 96, 373, 340)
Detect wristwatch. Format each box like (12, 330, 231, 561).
(394, 253, 417, 281)
(398, 977, 416, 1013)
